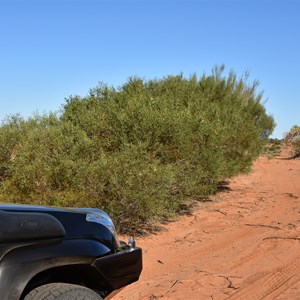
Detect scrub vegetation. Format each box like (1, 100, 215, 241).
(284, 125, 300, 158)
(263, 138, 282, 159)
(0, 66, 275, 233)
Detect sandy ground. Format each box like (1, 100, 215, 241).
(114, 153, 300, 300)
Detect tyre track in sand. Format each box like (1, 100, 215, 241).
(228, 256, 300, 300)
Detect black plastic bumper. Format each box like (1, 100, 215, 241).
(93, 247, 142, 290)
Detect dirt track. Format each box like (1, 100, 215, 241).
(114, 153, 300, 299)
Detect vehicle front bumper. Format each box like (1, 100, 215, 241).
(92, 247, 142, 291)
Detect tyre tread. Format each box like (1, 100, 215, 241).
(24, 282, 103, 300)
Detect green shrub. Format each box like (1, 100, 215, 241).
(284, 125, 300, 158)
(0, 67, 275, 233)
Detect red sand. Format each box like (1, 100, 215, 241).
(114, 153, 300, 299)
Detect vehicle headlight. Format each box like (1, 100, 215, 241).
(85, 209, 120, 246)
(85, 210, 115, 234)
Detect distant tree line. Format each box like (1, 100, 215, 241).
(0, 67, 275, 233)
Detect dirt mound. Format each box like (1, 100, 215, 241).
(114, 154, 300, 299)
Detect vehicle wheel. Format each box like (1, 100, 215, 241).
(24, 282, 103, 300)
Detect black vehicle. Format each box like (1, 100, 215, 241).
(0, 204, 142, 300)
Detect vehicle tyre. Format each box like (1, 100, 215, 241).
(24, 282, 103, 300)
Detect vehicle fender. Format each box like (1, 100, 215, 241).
(0, 239, 111, 300)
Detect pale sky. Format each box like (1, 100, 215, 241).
(1, 0, 299, 138)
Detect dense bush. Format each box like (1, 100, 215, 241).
(0, 67, 275, 233)
(284, 125, 300, 158)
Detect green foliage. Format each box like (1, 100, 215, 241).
(0, 67, 275, 233)
(284, 125, 300, 158)
(263, 138, 282, 159)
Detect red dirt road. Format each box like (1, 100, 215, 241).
(114, 154, 300, 300)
